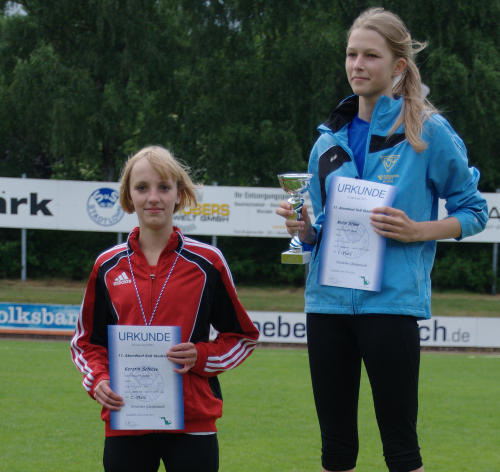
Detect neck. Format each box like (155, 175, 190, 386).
(357, 96, 377, 122)
(138, 226, 174, 266)
(357, 93, 392, 122)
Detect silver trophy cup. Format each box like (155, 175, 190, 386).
(278, 173, 313, 264)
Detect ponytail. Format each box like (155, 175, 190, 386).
(392, 55, 437, 152)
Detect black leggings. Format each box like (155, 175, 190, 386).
(307, 314, 423, 472)
(103, 433, 219, 472)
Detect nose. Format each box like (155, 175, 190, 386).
(353, 55, 364, 70)
(147, 188, 160, 203)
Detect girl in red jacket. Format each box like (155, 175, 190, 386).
(71, 145, 259, 472)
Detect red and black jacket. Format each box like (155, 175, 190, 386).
(71, 226, 259, 436)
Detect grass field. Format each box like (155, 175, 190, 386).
(1, 281, 499, 470)
(0, 339, 499, 471)
(1, 279, 500, 316)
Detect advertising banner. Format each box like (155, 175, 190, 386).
(1, 303, 499, 348)
(0, 302, 79, 335)
(1, 177, 498, 241)
(0, 177, 297, 237)
(251, 312, 500, 348)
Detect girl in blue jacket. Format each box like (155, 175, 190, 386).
(277, 7, 487, 472)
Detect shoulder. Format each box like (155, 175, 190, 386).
(181, 236, 230, 268)
(94, 243, 129, 268)
(180, 237, 235, 285)
(423, 113, 466, 153)
(311, 125, 344, 158)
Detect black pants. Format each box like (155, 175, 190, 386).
(103, 433, 219, 472)
(307, 314, 423, 472)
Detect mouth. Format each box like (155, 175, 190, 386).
(145, 208, 163, 213)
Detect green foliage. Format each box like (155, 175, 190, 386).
(1, 228, 497, 292)
(217, 236, 307, 285)
(2, 1, 495, 185)
(432, 243, 496, 293)
(0, 233, 21, 277)
(0, 1, 498, 287)
(0, 228, 118, 280)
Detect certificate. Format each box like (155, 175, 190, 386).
(318, 176, 397, 291)
(108, 325, 184, 430)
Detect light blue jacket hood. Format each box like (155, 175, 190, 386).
(305, 95, 488, 319)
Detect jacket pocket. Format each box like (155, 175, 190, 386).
(183, 373, 222, 423)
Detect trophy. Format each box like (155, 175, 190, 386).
(277, 173, 313, 264)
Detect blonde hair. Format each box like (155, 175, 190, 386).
(349, 7, 437, 152)
(119, 145, 198, 214)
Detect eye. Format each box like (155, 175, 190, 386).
(159, 183, 171, 191)
(135, 184, 146, 191)
(347, 52, 356, 58)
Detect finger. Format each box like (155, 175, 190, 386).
(299, 205, 310, 223)
(167, 343, 196, 355)
(173, 365, 190, 374)
(276, 202, 293, 217)
(278, 201, 292, 209)
(276, 207, 293, 218)
(167, 353, 190, 363)
(370, 212, 400, 225)
(95, 389, 124, 410)
(372, 206, 392, 214)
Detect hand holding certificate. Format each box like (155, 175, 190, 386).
(108, 325, 184, 430)
(318, 176, 397, 291)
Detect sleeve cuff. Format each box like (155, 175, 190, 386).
(299, 225, 319, 251)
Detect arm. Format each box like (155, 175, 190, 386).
(371, 116, 488, 243)
(181, 257, 259, 378)
(426, 116, 488, 239)
(370, 207, 462, 242)
(275, 139, 324, 246)
(70, 264, 118, 402)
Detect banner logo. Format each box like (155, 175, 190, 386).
(87, 187, 124, 226)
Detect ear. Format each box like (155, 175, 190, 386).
(392, 57, 407, 78)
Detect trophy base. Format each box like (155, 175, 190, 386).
(281, 250, 311, 265)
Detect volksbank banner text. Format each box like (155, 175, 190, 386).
(0, 302, 79, 334)
(1, 303, 499, 348)
(1, 177, 499, 242)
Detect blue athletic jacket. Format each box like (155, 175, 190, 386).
(305, 95, 488, 319)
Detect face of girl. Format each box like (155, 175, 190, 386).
(129, 157, 180, 232)
(346, 27, 404, 104)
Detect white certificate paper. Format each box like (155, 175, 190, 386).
(108, 325, 184, 430)
(318, 176, 397, 291)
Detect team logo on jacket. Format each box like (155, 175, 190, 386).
(113, 271, 132, 286)
(381, 154, 400, 172)
(378, 154, 400, 184)
(87, 187, 124, 227)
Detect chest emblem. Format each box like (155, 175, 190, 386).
(113, 271, 132, 286)
(378, 154, 400, 184)
(381, 154, 400, 172)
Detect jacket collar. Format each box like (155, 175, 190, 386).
(322, 94, 404, 136)
(127, 226, 184, 257)
(323, 95, 358, 133)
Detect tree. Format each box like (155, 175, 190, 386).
(0, 0, 498, 287)
(0, 0, 182, 180)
